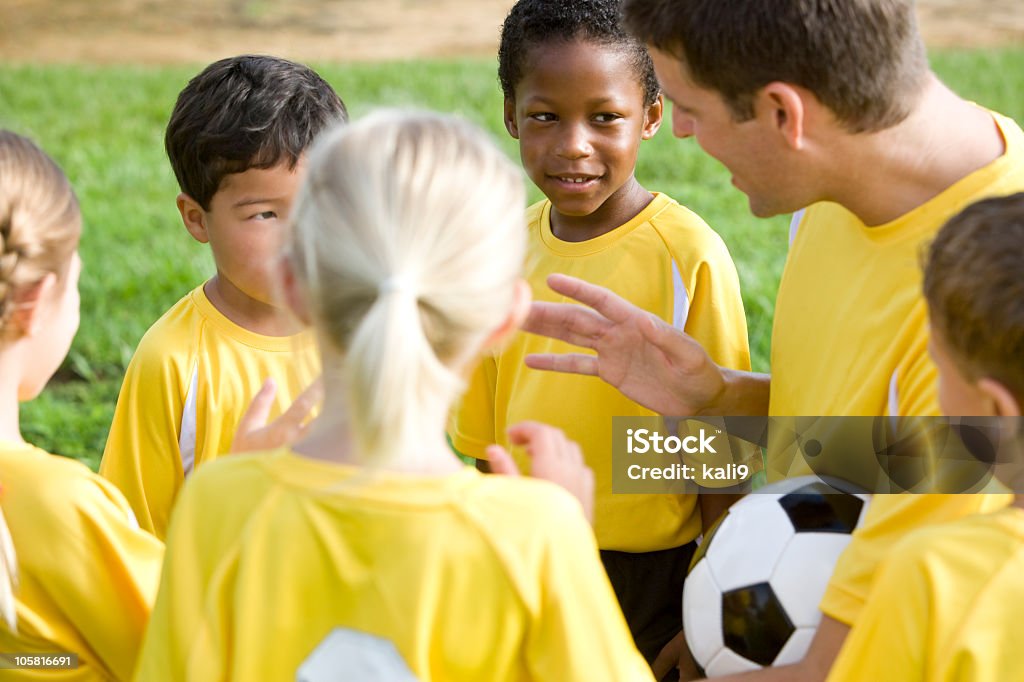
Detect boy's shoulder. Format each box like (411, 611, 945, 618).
(127, 285, 209, 372)
(889, 505, 1024, 578)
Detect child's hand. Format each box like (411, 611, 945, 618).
(486, 421, 595, 524)
(231, 377, 323, 453)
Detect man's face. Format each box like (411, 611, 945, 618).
(649, 46, 799, 218)
(201, 161, 305, 308)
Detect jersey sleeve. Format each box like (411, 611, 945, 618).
(39, 475, 164, 681)
(525, 492, 654, 681)
(100, 330, 189, 540)
(447, 353, 498, 460)
(676, 230, 752, 373)
(826, 542, 931, 682)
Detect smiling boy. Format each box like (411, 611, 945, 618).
(448, 0, 751, 670)
(100, 56, 348, 538)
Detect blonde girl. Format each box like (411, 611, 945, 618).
(135, 111, 650, 682)
(0, 130, 163, 680)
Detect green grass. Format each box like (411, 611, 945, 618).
(1, 49, 1022, 468)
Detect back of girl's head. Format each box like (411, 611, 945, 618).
(0, 131, 80, 340)
(498, 0, 660, 107)
(289, 110, 525, 462)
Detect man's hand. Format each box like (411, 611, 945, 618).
(231, 377, 323, 453)
(523, 274, 726, 416)
(487, 421, 595, 524)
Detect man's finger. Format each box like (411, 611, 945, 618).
(523, 301, 605, 348)
(524, 352, 599, 376)
(546, 273, 641, 325)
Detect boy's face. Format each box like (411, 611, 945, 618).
(504, 40, 660, 222)
(649, 47, 801, 218)
(928, 325, 992, 417)
(182, 161, 305, 311)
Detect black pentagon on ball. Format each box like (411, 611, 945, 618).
(778, 482, 864, 533)
(722, 582, 795, 666)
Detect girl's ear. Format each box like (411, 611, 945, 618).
(503, 98, 521, 139)
(177, 193, 209, 244)
(642, 94, 664, 140)
(279, 256, 312, 326)
(484, 279, 532, 349)
(9, 273, 57, 338)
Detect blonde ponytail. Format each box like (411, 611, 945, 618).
(0, 506, 16, 630)
(290, 110, 525, 462)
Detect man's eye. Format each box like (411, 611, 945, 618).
(253, 211, 277, 220)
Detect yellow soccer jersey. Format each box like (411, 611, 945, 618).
(133, 450, 653, 682)
(0, 443, 164, 681)
(449, 194, 751, 552)
(828, 506, 1024, 682)
(100, 284, 318, 539)
(769, 110, 1024, 625)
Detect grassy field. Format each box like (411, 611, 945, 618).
(1, 50, 1023, 469)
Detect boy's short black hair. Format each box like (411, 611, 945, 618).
(498, 0, 660, 107)
(165, 55, 348, 210)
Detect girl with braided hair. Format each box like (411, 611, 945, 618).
(0, 130, 163, 680)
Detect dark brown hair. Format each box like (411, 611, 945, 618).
(622, 0, 929, 133)
(924, 193, 1024, 402)
(165, 55, 348, 210)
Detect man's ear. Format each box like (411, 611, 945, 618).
(978, 377, 1023, 418)
(503, 98, 521, 139)
(758, 82, 806, 151)
(278, 255, 312, 326)
(177, 193, 209, 244)
(484, 279, 531, 349)
(642, 94, 664, 140)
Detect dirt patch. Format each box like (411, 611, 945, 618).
(2, 0, 1022, 65)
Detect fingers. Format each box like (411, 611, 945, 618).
(523, 352, 599, 376)
(237, 378, 277, 436)
(280, 377, 324, 426)
(522, 301, 606, 347)
(485, 445, 520, 477)
(545, 273, 641, 324)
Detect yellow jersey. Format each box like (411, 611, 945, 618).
(100, 284, 318, 539)
(771, 111, 1024, 625)
(0, 443, 163, 681)
(828, 506, 1024, 682)
(133, 450, 653, 682)
(450, 193, 751, 551)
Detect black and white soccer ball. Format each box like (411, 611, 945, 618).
(683, 476, 870, 676)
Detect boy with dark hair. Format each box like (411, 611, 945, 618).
(829, 193, 1024, 681)
(101, 55, 347, 539)
(521, 0, 1024, 678)
(450, 0, 751, 672)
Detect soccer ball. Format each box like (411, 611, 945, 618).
(683, 476, 870, 676)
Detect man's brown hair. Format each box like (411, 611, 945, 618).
(924, 193, 1024, 402)
(622, 0, 929, 133)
